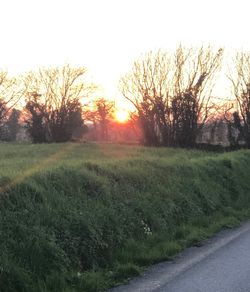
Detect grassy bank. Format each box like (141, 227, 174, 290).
(0, 143, 250, 291)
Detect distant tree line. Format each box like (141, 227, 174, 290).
(0, 47, 250, 148)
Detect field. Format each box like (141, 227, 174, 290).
(0, 143, 250, 291)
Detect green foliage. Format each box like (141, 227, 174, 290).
(0, 144, 250, 291)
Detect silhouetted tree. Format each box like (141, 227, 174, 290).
(120, 46, 223, 147)
(120, 51, 172, 146)
(24, 65, 91, 143)
(0, 101, 8, 140)
(228, 52, 250, 148)
(2, 109, 21, 141)
(85, 98, 114, 141)
(171, 46, 223, 147)
(172, 93, 198, 147)
(95, 98, 114, 140)
(0, 71, 21, 134)
(25, 93, 49, 143)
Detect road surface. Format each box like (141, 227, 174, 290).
(111, 220, 250, 292)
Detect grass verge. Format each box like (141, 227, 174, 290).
(0, 144, 250, 291)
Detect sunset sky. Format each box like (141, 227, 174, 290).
(0, 0, 250, 108)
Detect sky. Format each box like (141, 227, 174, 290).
(0, 0, 250, 108)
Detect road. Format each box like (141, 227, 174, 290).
(111, 220, 250, 292)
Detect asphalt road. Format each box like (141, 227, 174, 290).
(111, 220, 250, 292)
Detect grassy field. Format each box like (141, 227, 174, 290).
(0, 143, 250, 291)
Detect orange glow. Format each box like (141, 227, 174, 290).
(115, 109, 129, 123)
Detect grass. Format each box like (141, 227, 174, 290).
(0, 142, 250, 291)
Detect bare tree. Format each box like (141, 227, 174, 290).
(95, 98, 114, 140)
(24, 64, 93, 142)
(171, 46, 223, 147)
(85, 98, 114, 141)
(120, 50, 172, 146)
(0, 71, 22, 137)
(120, 46, 223, 147)
(228, 51, 250, 147)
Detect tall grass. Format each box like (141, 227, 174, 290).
(0, 143, 250, 291)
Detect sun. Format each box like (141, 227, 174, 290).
(115, 109, 129, 123)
